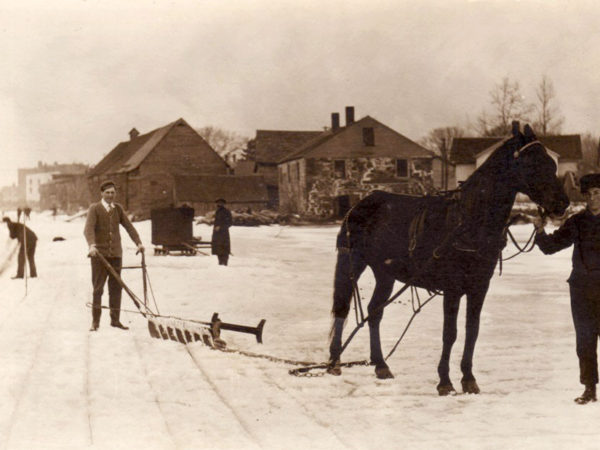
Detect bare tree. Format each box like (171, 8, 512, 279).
(196, 126, 249, 162)
(420, 126, 467, 156)
(475, 77, 533, 136)
(420, 126, 466, 190)
(532, 75, 564, 135)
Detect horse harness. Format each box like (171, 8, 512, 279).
(316, 139, 546, 376)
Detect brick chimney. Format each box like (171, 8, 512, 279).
(129, 128, 140, 140)
(345, 106, 355, 126)
(331, 113, 340, 131)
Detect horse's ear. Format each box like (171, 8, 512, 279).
(511, 121, 520, 136)
(523, 124, 536, 138)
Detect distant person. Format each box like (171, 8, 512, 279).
(52, 205, 57, 220)
(84, 180, 145, 332)
(535, 173, 600, 405)
(23, 207, 31, 220)
(2, 217, 37, 279)
(17, 207, 22, 222)
(211, 198, 232, 266)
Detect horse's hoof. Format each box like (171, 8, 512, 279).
(437, 383, 457, 396)
(375, 367, 394, 379)
(461, 379, 480, 394)
(327, 360, 342, 376)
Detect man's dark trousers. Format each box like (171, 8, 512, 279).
(91, 256, 122, 325)
(570, 280, 600, 386)
(17, 240, 37, 278)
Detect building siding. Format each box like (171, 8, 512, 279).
(140, 124, 228, 177)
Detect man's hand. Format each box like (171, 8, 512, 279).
(88, 244, 99, 257)
(136, 243, 145, 255)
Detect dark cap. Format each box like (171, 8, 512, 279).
(215, 198, 226, 204)
(2, 217, 10, 223)
(100, 180, 116, 192)
(580, 174, 600, 194)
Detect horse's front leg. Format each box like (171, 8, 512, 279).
(460, 289, 487, 394)
(368, 272, 395, 379)
(437, 291, 462, 395)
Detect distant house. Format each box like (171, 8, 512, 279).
(88, 118, 230, 218)
(251, 129, 322, 209)
(17, 162, 89, 208)
(133, 173, 269, 217)
(278, 107, 436, 218)
(449, 135, 583, 187)
(39, 170, 91, 214)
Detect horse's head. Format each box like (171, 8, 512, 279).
(506, 122, 569, 216)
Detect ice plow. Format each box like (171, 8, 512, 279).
(92, 252, 266, 349)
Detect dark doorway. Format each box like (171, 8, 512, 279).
(335, 195, 351, 219)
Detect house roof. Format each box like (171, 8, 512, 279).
(173, 175, 269, 204)
(233, 160, 256, 175)
(280, 116, 433, 163)
(449, 138, 501, 165)
(450, 135, 582, 165)
(88, 118, 210, 177)
(254, 130, 322, 164)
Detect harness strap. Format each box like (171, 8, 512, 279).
(408, 208, 427, 257)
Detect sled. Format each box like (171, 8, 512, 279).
(93, 252, 266, 348)
(151, 206, 211, 256)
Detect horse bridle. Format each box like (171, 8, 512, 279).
(511, 139, 550, 199)
(513, 139, 542, 158)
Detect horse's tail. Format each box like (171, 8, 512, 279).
(331, 246, 366, 320)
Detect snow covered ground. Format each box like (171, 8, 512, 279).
(0, 211, 598, 450)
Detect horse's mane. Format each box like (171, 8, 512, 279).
(452, 135, 518, 233)
(459, 136, 512, 193)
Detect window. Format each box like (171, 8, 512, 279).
(334, 160, 346, 179)
(396, 159, 409, 178)
(363, 127, 375, 146)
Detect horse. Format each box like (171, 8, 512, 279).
(328, 122, 569, 395)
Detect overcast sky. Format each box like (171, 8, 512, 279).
(2, 0, 599, 187)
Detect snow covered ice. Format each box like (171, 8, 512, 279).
(1, 211, 599, 449)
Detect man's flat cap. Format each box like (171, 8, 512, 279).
(580, 174, 600, 194)
(100, 180, 116, 192)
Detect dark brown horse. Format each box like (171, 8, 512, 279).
(328, 123, 569, 395)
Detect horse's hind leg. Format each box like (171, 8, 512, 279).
(437, 290, 462, 395)
(328, 249, 366, 375)
(460, 289, 487, 394)
(368, 270, 395, 379)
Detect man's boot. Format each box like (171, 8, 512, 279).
(574, 384, 597, 405)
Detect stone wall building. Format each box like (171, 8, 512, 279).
(278, 108, 436, 218)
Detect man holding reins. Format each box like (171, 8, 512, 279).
(535, 173, 600, 405)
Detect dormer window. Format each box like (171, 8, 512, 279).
(363, 127, 375, 146)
